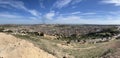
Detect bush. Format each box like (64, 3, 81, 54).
(0, 27, 4, 32)
(40, 32, 44, 36)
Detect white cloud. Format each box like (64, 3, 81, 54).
(109, 11, 120, 15)
(0, 5, 12, 9)
(39, 0, 45, 8)
(53, 0, 72, 9)
(0, 0, 26, 10)
(71, 0, 82, 4)
(53, 0, 82, 9)
(57, 16, 80, 20)
(101, 0, 120, 6)
(28, 10, 41, 17)
(81, 12, 96, 15)
(0, 0, 41, 17)
(45, 11, 55, 19)
(28, 17, 38, 20)
(71, 11, 81, 14)
(47, 16, 80, 24)
(0, 12, 38, 20)
(59, 12, 96, 16)
(47, 11, 120, 24)
(0, 18, 40, 24)
(0, 12, 22, 18)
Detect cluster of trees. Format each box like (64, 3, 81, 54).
(81, 28, 120, 39)
(58, 27, 120, 42)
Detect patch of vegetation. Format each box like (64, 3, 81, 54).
(14, 34, 30, 39)
(0, 27, 4, 32)
(12, 33, 117, 58)
(13, 34, 39, 41)
(13, 34, 64, 58)
(81, 28, 120, 39)
(57, 27, 120, 42)
(62, 46, 113, 58)
(100, 48, 114, 57)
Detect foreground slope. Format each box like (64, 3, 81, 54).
(0, 33, 56, 58)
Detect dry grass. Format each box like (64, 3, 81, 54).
(13, 34, 120, 58)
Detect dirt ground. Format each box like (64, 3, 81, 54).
(103, 40, 120, 58)
(0, 33, 56, 58)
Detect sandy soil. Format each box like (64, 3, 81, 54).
(0, 33, 56, 58)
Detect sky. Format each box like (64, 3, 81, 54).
(0, 0, 120, 24)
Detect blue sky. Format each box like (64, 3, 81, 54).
(0, 0, 120, 24)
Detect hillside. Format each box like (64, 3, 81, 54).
(0, 25, 120, 58)
(0, 33, 56, 58)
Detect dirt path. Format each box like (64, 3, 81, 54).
(0, 33, 56, 58)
